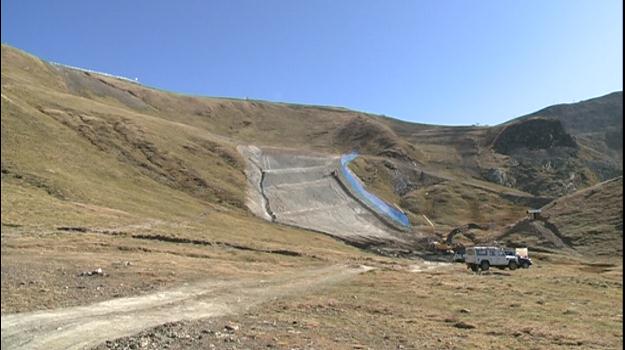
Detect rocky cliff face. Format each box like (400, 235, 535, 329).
(481, 117, 618, 197)
(492, 118, 578, 155)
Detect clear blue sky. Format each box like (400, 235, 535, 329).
(2, 0, 622, 125)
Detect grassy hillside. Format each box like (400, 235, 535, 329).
(1, 45, 374, 309)
(498, 177, 623, 256)
(2, 49, 245, 228)
(2, 43, 621, 251)
(511, 92, 623, 178)
(542, 176, 623, 255)
(347, 156, 529, 232)
(4, 44, 621, 198)
(513, 91, 622, 150)
(1, 45, 407, 249)
(1, 45, 623, 350)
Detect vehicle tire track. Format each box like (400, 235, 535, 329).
(1, 265, 371, 350)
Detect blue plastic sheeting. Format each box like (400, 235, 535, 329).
(339, 152, 411, 229)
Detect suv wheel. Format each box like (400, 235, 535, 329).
(480, 261, 490, 271)
(521, 261, 530, 269)
(508, 261, 518, 270)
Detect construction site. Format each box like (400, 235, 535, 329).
(1, 44, 622, 349)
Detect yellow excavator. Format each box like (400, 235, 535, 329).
(430, 223, 489, 254)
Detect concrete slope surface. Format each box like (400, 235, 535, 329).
(239, 146, 412, 246)
(1, 265, 370, 350)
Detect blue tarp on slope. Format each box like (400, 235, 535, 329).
(339, 153, 411, 230)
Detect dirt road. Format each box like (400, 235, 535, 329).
(1, 264, 371, 350)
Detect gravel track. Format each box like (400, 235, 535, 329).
(1, 265, 370, 350)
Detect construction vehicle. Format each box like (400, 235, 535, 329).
(430, 223, 489, 257)
(452, 247, 466, 262)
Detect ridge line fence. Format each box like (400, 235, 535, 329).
(49, 61, 140, 84)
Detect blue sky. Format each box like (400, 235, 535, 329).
(2, 0, 622, 125)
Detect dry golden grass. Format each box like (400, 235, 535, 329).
(86, 254, 623, 350)
(253, 257, 622, 349)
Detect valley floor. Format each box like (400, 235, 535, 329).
(1, 226, 622, 350)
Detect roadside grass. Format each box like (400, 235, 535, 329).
(233, 257, 623, 349)
(118, 256, 623, 349)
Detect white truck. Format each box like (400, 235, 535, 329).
(465, 246, 519, 272)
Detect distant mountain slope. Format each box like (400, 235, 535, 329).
(512, 92, 623, 171)
(513, 91, 623, 135)
(1, 44, 622, 244)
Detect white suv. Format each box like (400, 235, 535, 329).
(465, 246, 519, 272)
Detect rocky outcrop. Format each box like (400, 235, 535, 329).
(482, 168, 516, 188)
(483, 118, 594, 196)
(492, 118, 577, 155)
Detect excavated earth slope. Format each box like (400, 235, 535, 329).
(238, 146, 415, 247)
